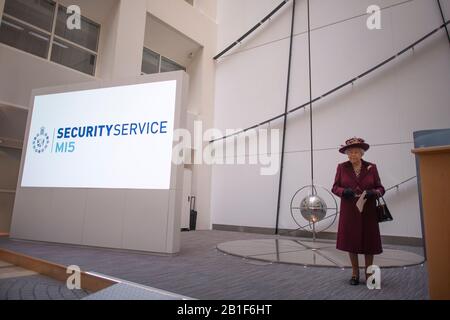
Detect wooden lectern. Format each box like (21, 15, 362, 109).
(412, 145, 450, 300)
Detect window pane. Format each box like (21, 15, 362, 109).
(142, 48, 160, 74)
(51, 38, 96, 75)
(160, 57, 185, 73)
(4, 0, 56, 32)
(55, 5, 100, 52)
(0, 16, 50, 58)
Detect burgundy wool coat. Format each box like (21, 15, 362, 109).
(332, 160, 385, 255)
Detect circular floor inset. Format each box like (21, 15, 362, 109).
(217, 239, 425, 268)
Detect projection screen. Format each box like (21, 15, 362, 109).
(21, 80, 177, 190)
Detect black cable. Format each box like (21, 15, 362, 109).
(209, 20, 450, 144)
(275, 0, 296, 235)
(307, 0, 314, 189)
(436, 0, 450, 45)
(213, 0, 290, 60)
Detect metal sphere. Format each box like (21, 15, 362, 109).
(290, 185, 338, 235)
(299, 195, 327, 223)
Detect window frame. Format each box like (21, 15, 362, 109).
(141, 46, 186, 75)
(0, 15, 52, 59)
(0, 0, 101, 76)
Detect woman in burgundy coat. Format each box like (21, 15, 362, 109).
(332, 137, 385, 285)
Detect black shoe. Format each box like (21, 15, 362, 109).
(349, 276, 360, 285)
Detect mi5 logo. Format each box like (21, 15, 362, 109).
(55, 141, 76, 153)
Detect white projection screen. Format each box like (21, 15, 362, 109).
(11, 72, 188, 254)
(22, 80, 177, 189)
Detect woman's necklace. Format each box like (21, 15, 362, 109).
(353, 163, 362, 177)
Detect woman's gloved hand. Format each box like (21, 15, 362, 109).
(342, 188, 356, 199)
(364, 189, 378, 199)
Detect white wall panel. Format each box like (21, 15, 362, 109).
(47, 189, 87, 244)
(122, 190, 170, 252)
(214, 39, 289, 131)
(82, 189, 125, 248)
(211, 154, 280, 228)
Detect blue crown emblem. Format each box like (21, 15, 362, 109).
(32, 127, 50, 154)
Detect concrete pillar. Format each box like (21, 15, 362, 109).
(110, 0, 147, 79)
(186, 44, 216, 230)
(196, 47, 216, 230)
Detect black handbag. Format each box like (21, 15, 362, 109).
(376, 196, 393, 223)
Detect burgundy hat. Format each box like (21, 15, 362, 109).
(339, 137, 370, 154)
